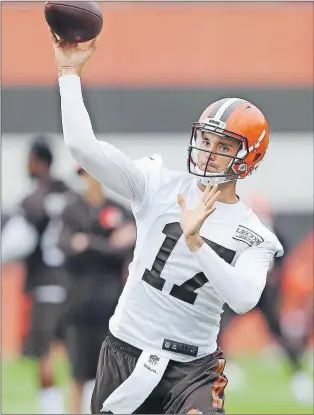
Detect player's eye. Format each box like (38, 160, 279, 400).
(220, 144, 230, 152)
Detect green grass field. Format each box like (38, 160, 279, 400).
(2, 352, 313, 414)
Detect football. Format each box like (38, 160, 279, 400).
(44, 1, 103, 43)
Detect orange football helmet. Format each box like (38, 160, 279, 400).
(188, 97, 270, 185)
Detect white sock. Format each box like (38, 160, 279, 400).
(291, 371, 314, 407)
(82, 379, 96, 414)
(38, 386, 65, 414)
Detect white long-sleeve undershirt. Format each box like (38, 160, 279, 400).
(192, 239, 278, 314)
(59, 75, 145, 209)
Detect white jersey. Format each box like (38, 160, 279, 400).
(109, 155, 282, 360)
(59, 75, 284, 362)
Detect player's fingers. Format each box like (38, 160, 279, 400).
(86, 36, 100, 53)
(177, 193, 186, 210)
(58, 41, 78, 53)
(204, 184, 219, 204)
(58, 39, 69, 49)
(93, 35, 101, 47)
(49, 28, 59, 44)
(201, 185, 212, 202)
(64, 40, 78, 48)
(204, 206, 216, 218)
(205, 190, 221, 209)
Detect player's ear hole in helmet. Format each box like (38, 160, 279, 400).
(188, 98, 269, 186)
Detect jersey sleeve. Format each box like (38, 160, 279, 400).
(192, 236, 283, 315)
(58, 75, 145, 209)
(131, 154, 165, 219)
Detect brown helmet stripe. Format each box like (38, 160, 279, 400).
(219, 98, 247, 122)
(207, 98, 247, 123)
(207, 98, 231, 118)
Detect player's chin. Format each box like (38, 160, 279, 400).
(199, 165, 218, 173)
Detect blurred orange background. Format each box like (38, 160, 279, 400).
(2, 2, 313, 86)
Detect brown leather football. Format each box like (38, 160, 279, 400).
(44, 1, 103, 43)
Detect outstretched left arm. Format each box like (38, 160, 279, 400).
(178, 185, 283, 314)
(187, 236, 279, 314)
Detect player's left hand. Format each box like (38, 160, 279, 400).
(177, 184, 221, 238)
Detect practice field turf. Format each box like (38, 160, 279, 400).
(1, 352, 313, 414)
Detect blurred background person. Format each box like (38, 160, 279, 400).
(58, 167, 136, 414)
(1, 137, 72, 414)
(280, 229, 314, 407)
(218, 194, 313, 406)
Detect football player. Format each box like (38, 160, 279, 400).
(58, 167, 136, 414)
(2, 138, 70, 414)
(221, 194, 312, 406)
(50, 32, 284, 414)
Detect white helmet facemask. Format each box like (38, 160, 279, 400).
(187, 120, 249, 185)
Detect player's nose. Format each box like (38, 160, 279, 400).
(209, 151, 217, 160)
(205, 150, 216, 161)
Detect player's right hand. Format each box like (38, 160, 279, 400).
(49, 29, 99, 77)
